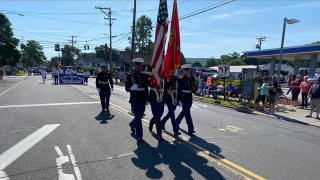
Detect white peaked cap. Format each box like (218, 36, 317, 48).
(181, 64, 192, 69)
(100, 63, 107, 67)
(132, 57, 144, 63)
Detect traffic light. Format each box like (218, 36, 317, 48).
(54, 44, 60, 51)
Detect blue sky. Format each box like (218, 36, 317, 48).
(1, 0, 320, 60)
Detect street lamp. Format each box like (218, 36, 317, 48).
(278, 17, 300, 81)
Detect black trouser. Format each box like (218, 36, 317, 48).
(99, 89, 111, 111)
(301, 92, 308, 108)
(54, 75, 58, 85)
(84, 77, 88, 84)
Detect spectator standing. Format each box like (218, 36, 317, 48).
(306, 75, 320, 119)
(291, 74, 302, 107)
(255, 77, 268, 110)
(267, 76, 278, 114)
(300, 76, 312, 109)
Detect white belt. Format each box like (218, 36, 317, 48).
(100, 82, 109, 84)
(136, 88, 145, 91)
(181, 90, 191, 93)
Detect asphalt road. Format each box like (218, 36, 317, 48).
(1, 76, 320, 180)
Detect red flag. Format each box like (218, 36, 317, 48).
(151, 0, 169, 90)
(164, 0, 181, 81)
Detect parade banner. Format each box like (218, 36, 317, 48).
(59, 74, 84, 84)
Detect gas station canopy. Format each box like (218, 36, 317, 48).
(245, 43, 320, 60)
(244, 43, 320, 76)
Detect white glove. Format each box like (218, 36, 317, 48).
(178, 101, 183, 107)
(130, 84, 139, 91)
(97, 88, 100, 93)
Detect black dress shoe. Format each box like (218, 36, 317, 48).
(148, 124, 153, 132)
(161, 125, 166, 130)
(174, 132, 181, 136)
(157, 135, 164, 141)
(188, 130, 195, 135)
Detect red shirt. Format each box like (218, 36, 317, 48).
(300, 81, 312, 93)
(292, 79, 302, 90)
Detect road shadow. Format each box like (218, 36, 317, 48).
(131, 142, 163, 179)
(179, 129, 223, 156)
(131, 138, 225, 179)
(95, 111, 115, 124)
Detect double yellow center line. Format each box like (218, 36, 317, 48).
(73, 85, 266, 180)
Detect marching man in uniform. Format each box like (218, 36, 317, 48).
(160, 76, 180, 136)
(125, 58, 149, 142)
(96, 63, 114, 114)
(176, 64, 197, 135)
(148, 76, 165, 140)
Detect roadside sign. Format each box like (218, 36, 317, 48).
(218, 64, 230, 77)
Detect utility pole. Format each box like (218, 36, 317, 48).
(131, 0, 137, 62)
(68, 35, 77, 60)
(96, 6, 116, 70)
(256, 37, 266, 72)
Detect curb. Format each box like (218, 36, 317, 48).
(194, 97, 320, 128)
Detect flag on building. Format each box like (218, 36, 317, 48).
(151, 0, 169, 90)
(164, 0, 181, 81)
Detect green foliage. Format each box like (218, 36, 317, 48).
(49, 56, 59, 68)
(61, 45, 81, 66)
(218, 52, 245, 65)
(128, 15, 153, 53)
(95, 44, 120, 64)
(84, 66, 96, 75)
(15, 71, 26, 76)
(205, 58, 217, 67)
(20, 40, 46, 67)
(192, 61, 202, 67)
(181, 52, 186, 65)
(0, 13, 21, 66)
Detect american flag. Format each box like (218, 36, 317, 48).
(57, 59, 62, 70)
(151, 0, 168, 90)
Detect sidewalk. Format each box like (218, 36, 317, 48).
(254, 107, 320, 128)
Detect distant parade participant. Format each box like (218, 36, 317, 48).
(175, 64, 197, 135)
(148, 76, 165, 140)
(160, 76, 181, 136)
(83, 70, 90, 85)
(40, 69, 47, 84)
(96, 63, 114, 114)
(53, 69, 59, 85)
(125, 58, 149, 142)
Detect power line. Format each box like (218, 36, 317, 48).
(179, 0, 235, 20)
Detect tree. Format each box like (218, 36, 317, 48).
(95, 44, 120, 64)
(20, 40, 46, 67)
(0, 13, 20, 66)
(218, 52, 245, 65)
(125, 46, 131, 51)
(192, 61, 202, 67)
(61, 45, 81, 66)
(181, 52, 186, 65)
(49, 56, 60, 68)
(128, 15, 153, 53)
(205, 57, 218, 67)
